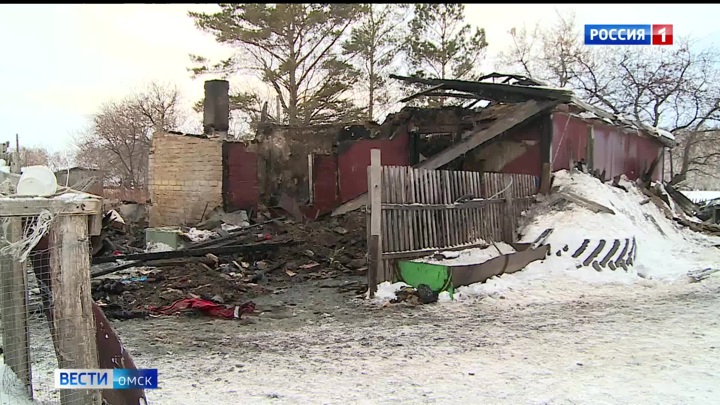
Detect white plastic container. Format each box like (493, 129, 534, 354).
(16, 165, 58, 196)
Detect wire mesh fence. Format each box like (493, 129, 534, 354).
(1, 213, 100, 405)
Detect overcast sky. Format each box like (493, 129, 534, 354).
(1, 3, 719, 152)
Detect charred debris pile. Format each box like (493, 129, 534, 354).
(90, 202, 368, 320)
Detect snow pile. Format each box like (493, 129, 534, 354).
(182, 228, 216, 243)
(437, 291, 453, 302)
(519, 170, 720, 282)
(452, 256, 640, 302)
(146, 241, 174, 252)
(0, 359, 34, 405)
(56, 192, 93, 201)
(371, 281, 409, 302)
(373, 170, 720, 302)
(413, 241, 516, 266)
(450, 170, 719, 300)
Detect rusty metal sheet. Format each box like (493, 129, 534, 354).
(450, 244, 550, 287)
(222, 142, 260, 212)
(93, 302, 147, 405)
(311, 154, 340, 215)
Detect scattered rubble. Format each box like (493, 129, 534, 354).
(91, 204, 368, 319)
(93, 203, 148, 257)
(89, 158, 720, 319)
(390, 284, 439, 305)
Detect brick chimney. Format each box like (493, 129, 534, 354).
(203, 80, 230, 138)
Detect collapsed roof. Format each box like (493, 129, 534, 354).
(393, 73, 573, 104)
(331, 73, 676, 217)
(391, 73, 676, 148)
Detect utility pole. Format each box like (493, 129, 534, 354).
(10, 134, 20, 174)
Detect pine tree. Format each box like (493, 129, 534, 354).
(405, 4, 488, 80)
(342, 4, 410, 121)
(189, 4, 365, 126)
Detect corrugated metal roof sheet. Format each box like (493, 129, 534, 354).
(566, 98, 676, 147)
(389, 73, 677, 148)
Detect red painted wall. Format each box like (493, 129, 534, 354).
(306, 111, 664, 217)
(222, 142, 260, 212)
(552, 112, 590, 173)
(337, 130, 410, 203)
(552, 113, 663, 181)
(333, 123, 541, 204)
(310, 154, 340, 215)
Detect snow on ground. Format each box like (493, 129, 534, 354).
(516, 170, 720, 283)
(16, 255, 720, 405)
(106, 276, 720, 405)
(373, 281, 409, 302)
(385, 170, 720, 302)
(413, 241, 516, 266)
(0, 358, 34, 405)
(453, 256, 640, 302)
(14, 170, 720, 404)
(220, 223, 243, 232)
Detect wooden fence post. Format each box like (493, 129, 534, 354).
(367, 149, 382, 297)
(539, 163, 552, 194)
(49, 214, 102, 405)
(307, 154, 314, 205)
(0, 217, 33, 396)
(502, 174, 517, 243)
(586, 124, 595, 173)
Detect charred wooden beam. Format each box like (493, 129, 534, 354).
(414, 100, 558, 170)
(390, 74, 573, 103)
(477, 72, 545, 86)
(90, 257, 219, 278)
(91, 240, 297, 265)
(415, 124, 462, 134)
(399, 84, 445, 103)
(422, 92, 480, 99)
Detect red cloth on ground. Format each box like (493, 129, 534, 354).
(148, 298, 256, 319)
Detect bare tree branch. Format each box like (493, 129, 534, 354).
(74, 82, 183, 189)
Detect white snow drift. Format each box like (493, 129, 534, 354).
(377, 170, 720, 301)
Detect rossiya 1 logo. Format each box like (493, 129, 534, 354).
(584, 24, 673, 45)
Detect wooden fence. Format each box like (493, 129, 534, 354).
(366, 149, 538, 296)
(1, 197, 103, 404)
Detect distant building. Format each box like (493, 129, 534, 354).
(55, 167, 104, 196)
